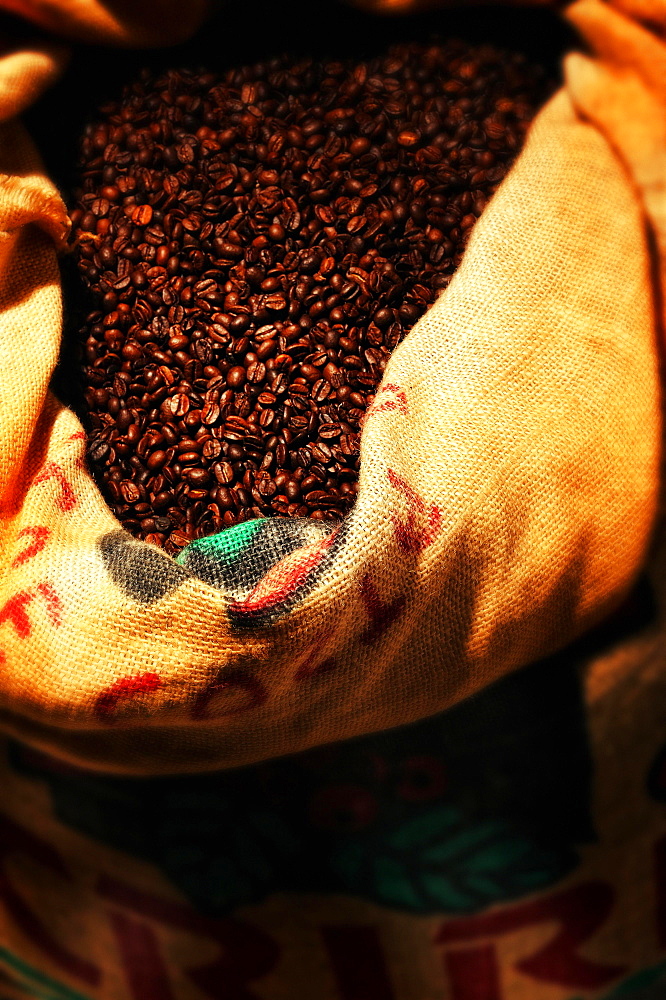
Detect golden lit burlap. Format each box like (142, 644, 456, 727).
(0, 0, 663, 777)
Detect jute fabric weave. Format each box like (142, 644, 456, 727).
(0, 2, 664, 999)
(0, 0, 662, 773)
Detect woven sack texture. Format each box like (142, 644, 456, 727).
(0, 0, 662, 779)
(0, 1, 665, 999)
(2, 536, 666, 1000)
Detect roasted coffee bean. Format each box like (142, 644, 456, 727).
(71, 38, 553, 551)
(88, 438, 109, 462)
(120, 481, 140, 504)
(202, 439, 222, 459)
(227, 366, 246, 389)
(146, 450, 167, 471)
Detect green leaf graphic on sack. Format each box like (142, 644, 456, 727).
(331, 805, 574, 912)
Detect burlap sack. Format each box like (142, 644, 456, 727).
(0, 0, 662, 776)
(1, 2, 666, 999)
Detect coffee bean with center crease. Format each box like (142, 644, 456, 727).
(70, 38, 555, 553)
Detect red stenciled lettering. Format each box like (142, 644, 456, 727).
(32, 462, 78, 512)
(11, 526, 52, 568)
(435, 882, 624, 992)
(444, 945, 502, 1000)
(359, 573, 407, 644)
(35, 582, 62, 627)
(0, 592, 33, 639)
(294, 643, 339, 681)
(387, 468, 442, 554)
(68, 433, 87, 467)
(0, 813, 100, 986)
(0, 583, 62, 640)
(321, 925, 396, 1000)
(108, 910, 176, 1000)
(365, 384, 409, 425)
(97, 874, 279, 1000)
(94, 672, 163, 724)
(191, 668, 267, 720)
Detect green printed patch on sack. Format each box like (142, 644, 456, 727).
(177, 516, 334, 602)
(0, 947, 93, 1000)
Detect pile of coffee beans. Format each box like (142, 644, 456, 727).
(70, 39, 553, 554)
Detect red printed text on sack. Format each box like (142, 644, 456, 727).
(359, 573, 407, 644)
(3, 805, 666, 1000)
(0, 813, 101, 986)
(0, 582, 62, 640)
(11, 526, 52, 568)
(435, 882, 625, 1000)
(364, 384, 409, 423)
(32, 462, 78, 512)
(294, 643, 339, 681)
(98, 874, 279, 1000)
(94, 672, 163, 724)
(387, 468, 442, 553)
(191, 667, 267, 720)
